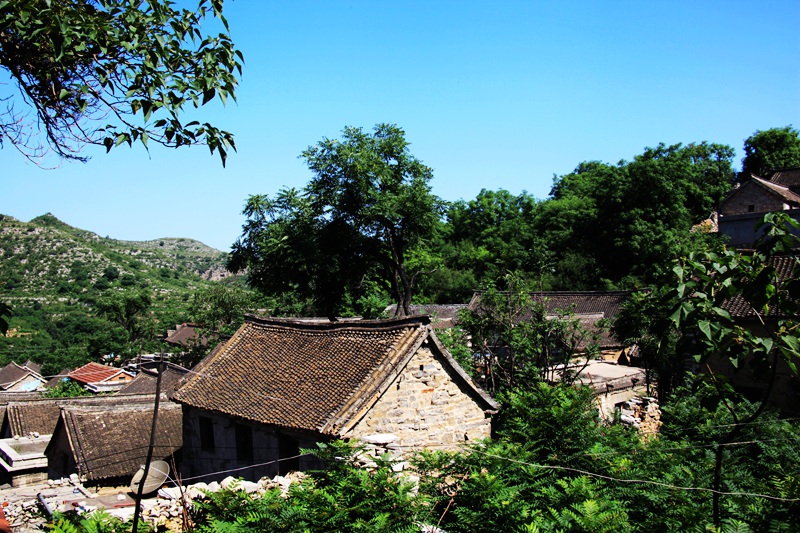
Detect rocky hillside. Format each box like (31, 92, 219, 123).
(0, 213, 231, 300)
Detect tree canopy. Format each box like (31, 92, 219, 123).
(229, 124, 444, 318)
(740, 126, 800, 179)
(0, 0, 241, 166)
(538, 142, 735, 288)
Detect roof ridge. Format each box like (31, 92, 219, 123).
(244, 314, 431, 331)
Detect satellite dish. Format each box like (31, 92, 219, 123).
(130, 460, 170, 495)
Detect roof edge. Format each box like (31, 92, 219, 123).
(243, 314, 431, 331)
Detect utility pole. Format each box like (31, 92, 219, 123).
(132, 352, 164, 532)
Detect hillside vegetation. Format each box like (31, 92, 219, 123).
(0, 213, 235, 375)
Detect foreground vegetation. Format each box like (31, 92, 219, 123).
(52, 382, 799, 533)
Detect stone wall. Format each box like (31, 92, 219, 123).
(348, 341, 492, 455)
(719, 183, 788, 216)
(180, 408, 325, 484)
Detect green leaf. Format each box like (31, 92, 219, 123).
(697, 320, 712, 341)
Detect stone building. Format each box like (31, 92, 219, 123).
(173, 315, 498, 483)
(717, 169, 800, 248)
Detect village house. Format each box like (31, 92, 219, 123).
(0, 393, 177, 486)
(467, 290, 639, 362)
(717, 168, 800, 248)
(0, 362, 45, 392)
(117, 362, 189, 398)
(173, 315, 499, 483)
(46, 399, 182, 484)
(68, 362, 135, 393)
(711, 255, 800, 415)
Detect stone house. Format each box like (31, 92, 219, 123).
(0, 393, 172, 486)
(172, 315, 499, 483)
(717, 169, 800, 248)
(712, 255, 800, 415)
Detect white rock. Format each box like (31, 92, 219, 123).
(240, 481, 260, 494)
(391, 461, 409, 472)
(207, 481, 221, 492)
(360, 433, 399, 445)
(220, 476, 239, 490)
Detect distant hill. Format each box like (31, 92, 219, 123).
(0, 213, 241, 373)
(0, 213, 231, 300)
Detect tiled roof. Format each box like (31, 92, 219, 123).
(69, 363, 132, 385)
(2, 394, 163, 438)
(5, 400, 61, 436)
(164, 323, 207, 347)
(174, 315, 496, 434)
(0, 363, 33, 391)
(769, 168, 800, 190)
(468, 291, 637, 349)
(118, 365, 189, 397)
(44, 368, 73, 389)
(23, 360, 42, 375)
(752, 177, 800, 206)
(722, 256, 798, 318)
(57, 402, 182, 481)
(468, 291, 635, 319)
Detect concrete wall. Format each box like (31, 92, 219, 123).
(347, 341, 492, 452)
(718, 209, 800, 247)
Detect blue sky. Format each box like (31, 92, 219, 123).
(3, 1, 799, 251)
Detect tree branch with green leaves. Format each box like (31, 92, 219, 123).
(0, 0, 241, 166)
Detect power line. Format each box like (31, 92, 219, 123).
(475, 450, 800, 503)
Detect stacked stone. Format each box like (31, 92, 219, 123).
(0, 477, 80, 532)
(618, 397, 661, 438)
(638, 398, 662, 438)
(2, 498, 46, 532)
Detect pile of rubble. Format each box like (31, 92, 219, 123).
(140, 473, 306, 531)
(0, 477, 87, 532)
(0, 472, 308, 533)
(618, 396, 661, 437)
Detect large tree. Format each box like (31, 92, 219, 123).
(229, 124, 444, 318)
(740, 126, 800, 179)
(538, 142, 735, 288)
(0, 0, 241, 165)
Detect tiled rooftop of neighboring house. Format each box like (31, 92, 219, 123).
(722, 256, 798, 318)
(752, 176, 800, 205)
(468, 291, 635, 320)
(768, 167, 800, 190)
(468, 291, 638, 349)
(174, 315, 496, 435)
(164, 323, 207, 347)
(68, 362, 130, 385)
(0, 363, 35, 391)
(22, 360, 42, 375)
(1, 394, 166, 438)
(118, 364, 189, 398)
(44, 368, 73, 389)
(4, 400, 61, 437)
(56, 401, 182, 481)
